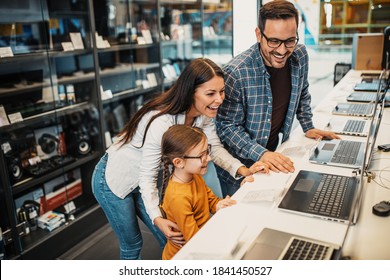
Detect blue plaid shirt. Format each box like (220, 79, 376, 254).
(216, 43, 314, 191)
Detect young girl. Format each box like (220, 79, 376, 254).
(160, 125, 250, 260)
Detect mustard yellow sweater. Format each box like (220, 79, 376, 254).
(161, 174, 221, 260)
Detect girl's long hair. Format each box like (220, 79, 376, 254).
(117, 58, 223, 147)
(160, 125, 206, 203)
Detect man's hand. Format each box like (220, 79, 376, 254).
(305, 128, 340, 140)
(154, 217, 186, 247)
(260, 151, 295, 173)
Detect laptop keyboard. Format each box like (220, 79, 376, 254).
(343, 119, 365, 133)
(331, 140, 362, 164)
(280, 237, 333, 260)
(308, 174, 349, 218)
(354, 82, 381, 91)
(347, 103, 374, 115)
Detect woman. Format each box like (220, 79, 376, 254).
(91, 58, 268, 259)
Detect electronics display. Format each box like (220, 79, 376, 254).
(1, 130, 36, 184)
(65, 107, 99, 156)
(34, 125, 64, 159)
(383, 26, 390, 69)
(98, 51, 116, 69)
(25, 155, 75, 177)
(77, 53, 95, 73)
(55, 56, 78, 78)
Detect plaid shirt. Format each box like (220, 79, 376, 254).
(216, 43, 314, 191)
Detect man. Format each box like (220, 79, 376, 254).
(215, 0, 339, 196)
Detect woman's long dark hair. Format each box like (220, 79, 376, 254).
(117, 58, 224, 147)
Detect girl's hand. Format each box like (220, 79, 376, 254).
(240, 175, 254, 186)
(216, 196, 237, 212)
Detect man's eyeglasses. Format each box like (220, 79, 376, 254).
(183, 144, 211, 163)
(261, 31, 299, 48)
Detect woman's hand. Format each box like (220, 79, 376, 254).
(154, 217, 186, 247)
(216, 196, 237, 212)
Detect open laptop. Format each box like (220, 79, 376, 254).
(347, 90, 390, 104)
(347, 76, 390, 107)
(331, 102, 375, 117)
(326, 117, 371, 137)
(308, 138, 366, 169)
(242, 228, 340, 260)
(353, 81, 384, 92)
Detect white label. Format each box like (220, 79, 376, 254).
(7, 112, 23, 123)
(0, 47, 14, 58)
(64, 201, 76, 213)
(69, 32, 84, 50)
(61, 42, 74, 51)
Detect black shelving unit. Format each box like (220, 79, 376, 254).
(0, 0, 233, 260)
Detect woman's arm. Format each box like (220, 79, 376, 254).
(137, 114, 185, 243)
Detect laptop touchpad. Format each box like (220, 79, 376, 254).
(294, 179, 315, 192)
(322, 143, 335, 151)
(243, 243, 281, 260)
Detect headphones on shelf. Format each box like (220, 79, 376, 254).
(38, 133, 59, 154)
(18, 200, 40, 231)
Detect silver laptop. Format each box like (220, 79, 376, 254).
(353, 81, 384, 92)
(332, 102, 375, 117)
(309, 138, 366, 168)
(347, 90, 390, 104)
(242, 228, 340, 260)
(326, 117, 371, 137)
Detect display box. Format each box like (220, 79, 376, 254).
(41, 169, 82, 213)
(352, 33, 384, 70)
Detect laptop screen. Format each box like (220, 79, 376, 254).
(364, 69, 389, 169)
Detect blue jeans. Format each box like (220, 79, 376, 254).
(91, 153, 166, 260)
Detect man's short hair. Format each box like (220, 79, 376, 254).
(258, 0, 299, 32)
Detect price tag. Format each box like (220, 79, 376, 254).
(0, 47, 14, 58)
(61, 42, 74, 51)
(7, 112, 23, 123)
(64, 201, 76, 214)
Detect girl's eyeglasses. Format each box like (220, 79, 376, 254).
(183, 144, 211, 163)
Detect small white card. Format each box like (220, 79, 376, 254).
(141, 29, 153, 44)
(95, 33, 107, 49)
(7, 112, 23, 123)
(0, 47, 14, 58)
(69, 32, 84, 50)
(137, 36, 146, 45)
(142, 80, 150, 89)
(146, 73, 158, 87)
(0, 105, 10, 126)
(61, 42, 74, 51)
(64, 201, 76, 213)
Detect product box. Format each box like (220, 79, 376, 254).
(352, 33, 384, 70)
(37, 211, 65, 231)
(41, 169, 82, 213)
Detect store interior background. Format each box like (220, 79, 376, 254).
(60, 0, 362, 260)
